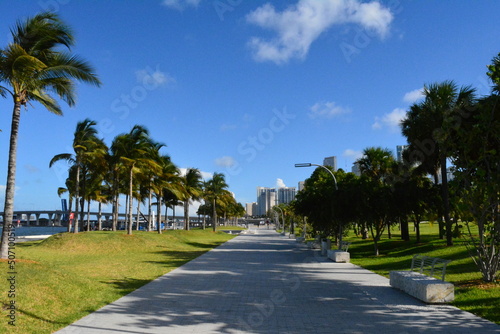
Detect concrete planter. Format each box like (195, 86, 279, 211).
(327, 250, 350, 263)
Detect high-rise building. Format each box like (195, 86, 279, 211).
(298, 181, 305, 191)
(323, 156, 337, 171)
(351, 162, 361, 176)
(256, 186, 296, 216)
(245, 202, 257, 216)
(256, 187, 276, 216)
(396, 145, 408, 162)
(277, 187, 296, 204)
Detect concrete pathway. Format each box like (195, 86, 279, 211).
(55, 228, 500, 333)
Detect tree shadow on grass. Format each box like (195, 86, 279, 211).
(102, 277, 154, 295)
(15, 306, 71, 326)
(184, 241, 224, 249)
(144, 250, 207, 268)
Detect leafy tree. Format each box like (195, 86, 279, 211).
(448, 92, 500, 282)
(487, 52, 500, 93)
(293, 166, 340, 240)
(356, 147, 396, 256)
(0, 12, 100, 257)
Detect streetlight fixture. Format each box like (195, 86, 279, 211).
(272, 205, 285, 233)
(295, 163, 337, 190)
(294, 162, 341, 249)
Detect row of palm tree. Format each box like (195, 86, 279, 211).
(50, 119, 242, 234)
(0, 12, 243, 265)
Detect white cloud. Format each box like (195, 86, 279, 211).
(162, 0, 201, 10)
(246, 0, 393, 64)
(372, 108, 406, 132)
(215, 156, 236, 168)
(309, 101, 350, 119)
(342, 149, 363, 160)
(276, 178, 286, 188)
(135, 66, 175, 86)
(179, 168, 213, 180)
(403, 88, 424, 103)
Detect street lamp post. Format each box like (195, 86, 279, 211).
(295, 163, 342, 250)
(273, 206, 285, 233)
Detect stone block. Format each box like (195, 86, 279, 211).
(327, 250, 350, 263)
(390, 271, 454, 303)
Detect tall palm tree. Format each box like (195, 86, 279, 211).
(153, 155, 182, 233)
(179, 168, 203, 231)
(205, 172, 229, 232)
(111, 125, 159, 235)
(356, 147, 394, 181)
(401, 81, 475, 246)
(0, 12, 100, 257)
(49, 119, 106, 233)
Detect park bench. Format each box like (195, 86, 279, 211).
(327, 241, 351, 263)
(389, 254, 454, 303)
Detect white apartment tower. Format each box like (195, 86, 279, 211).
(323, 156, 337, 171)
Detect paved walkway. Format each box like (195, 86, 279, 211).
(56, 228, 500, 334)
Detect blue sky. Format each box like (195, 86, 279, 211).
(0, 0, 499, 215)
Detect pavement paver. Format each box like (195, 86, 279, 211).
(55, 228, 500, 333)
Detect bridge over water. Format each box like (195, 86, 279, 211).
(0, 210, 239, 228)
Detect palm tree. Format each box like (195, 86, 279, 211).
(401, 81, 475, 246)
(111, 125, 159, 235)
(163, 189, 181, 229)
(0, 12, 100, 257)
(205, 172, 229, 232)
(153, 155, 182, 233)
(49, 119, 106, 233)
(179, 168, 203, 231)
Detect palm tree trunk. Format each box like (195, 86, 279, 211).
(212, 198, 217, 232)
(136, 200, 140, 231)
(86, 200, 91, 231)
(440, 156, 453, 246)
(98, 202, 102, 231)
(184, 201, 190, 230)
(74, 164, 81, 233)
(112, 193, 118, 231)
(128, 166, 134, 235)
(172, 205, 176, 229)
(67, 196, 73, 233)
(148, 188, 153, 232)
(156, 196, 162, 234)
(0, 101, 22, 259)
(433, 171, 445, 239)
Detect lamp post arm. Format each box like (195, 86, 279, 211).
(310, 164, 338, 190)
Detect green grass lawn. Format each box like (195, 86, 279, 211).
(0, 230, 235, 334)
(216, 225, 247, 231)
(344, 222, 500, 324)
